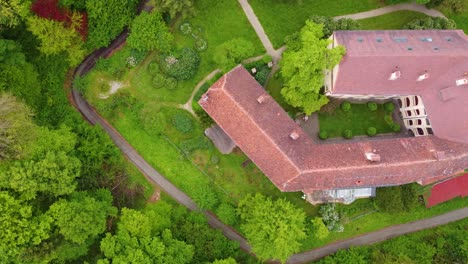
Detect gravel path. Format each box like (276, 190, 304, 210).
(334, 2, 446, 20)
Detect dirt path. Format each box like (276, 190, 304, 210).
(180, 69, 221, 116)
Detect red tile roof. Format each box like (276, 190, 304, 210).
(199, 65, 468, 192)
(426, 173, 468, 207)
(331, 30, 468, 144)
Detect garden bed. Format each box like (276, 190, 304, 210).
(318, 101, 398, 139)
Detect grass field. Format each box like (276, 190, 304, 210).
(359, 10, 430, 29)
(249, 0, 384, 48)
(318, 103, 395, 138)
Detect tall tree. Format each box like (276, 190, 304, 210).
(155, 0, 195, 19)
(281, 21, 345, 115)
(26, 16, 85, 66)
(127, 11, 173, 52)
(0, 0, 31, 28)
(237, 193, 306, 263)
(0, 93, 37, 160)
(99, 207, 194, 263)
(86, 0, 139, 49)
(213, 38, 254, 71)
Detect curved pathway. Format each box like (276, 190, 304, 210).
(69, 1, 465, 263)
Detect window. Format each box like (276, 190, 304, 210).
(421, 37, 433, 42)
(376, 38, 383, 43)
(427, 127, 434, 134)
(357, 37, 363, 42)
(407, 110, 412, 117)
(407, 47, 413, 51)
(415, 109, 421, 115)
(406, 98, 410, 107)
(433, 47, 440, 51)
(417, 128, 424, 135)
(408, 120, 413, 126)
(445, 37, 452, 42)
(417, 119, 422, 125)
(414, 96, 419, 105)
(426, 119, 431, 126)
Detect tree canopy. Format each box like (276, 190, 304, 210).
(404, 17, 457, 29)
(0, 0, 31, 28)
(155, 0, 195, 19)
(127, 11, 173, 52)
(281, 21, 345, 115)
(237, 193, 306, 263)
(213, 38, 255, 71)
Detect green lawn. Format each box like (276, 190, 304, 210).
(359, 10, 430, 29)
(249, 0, 384, 48)
(318, 103, 394, 138)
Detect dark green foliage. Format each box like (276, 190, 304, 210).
(127, 11, 174, 52)
(426, 0, 466, 14)
(384, 102, 395, 112)
(59, 0, 87, 10)
(254, 66, 270, 86)
(404, 17, 457, 29)
(310, 15, 361, 38)
(319, 130, 328, 140)
(160, 48, 200, 80)
(179, 135, 211, 154)
(341, 101, 351, 112)
(367, 127, 377, 137)
(343, 129, 353, 139)
(155, 0, 195, 20)
(86, 0, 139, 49)
(367, 102, 378, 111)
(195, 107, 215, 128)
(401, 184, 420, 210)
(320, 247, 368, 264)
(375, 186, 405, 212)
(392, 123, 401, 132)
(385, 0, 410, 4)
(172, 112, 194, 133)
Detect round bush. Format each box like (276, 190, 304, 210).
(172, 112, 194, 133)
(254, 66, 270, 85)
(152, 74, 166, 89)
(194, 38, 207, 52)
(148, 61, 160, 74)
(179, 22, 192, 35)
(367, 127, 377, 137)
(384, 115, 393, 126)
(165, 77, 177, 90)
(160, 48, 201, 80)
(343, 129, 353, 139)
(392, 123, 401, 132)
(341, 101, 351, 112)
(210, 155, 220, 165)
(367, 102, 378, 111)
(384, 102, 395, 112)
(319, 131, 328, 140)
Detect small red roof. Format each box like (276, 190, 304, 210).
(331, 30, 468, 144)
(200, 66, 468, 192)
(426, 173, 468, 207)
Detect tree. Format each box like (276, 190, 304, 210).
(0, 191, 52, 262)
(48, 190, 117, 244)
(26, 16, 85, 66)
(127, 11, 174, 52)
(0, 93, 37, 160)
(99, 208, 194, 263)
(310, 217, 329, 239)
(375, 185, 405, 212)
(237, 193, 306, 263)
(281, 21, 345, 115)
(212, 258, 237, 264)
(309, 15, 360, 38)
(319, 203, 343, 232)
(213, 38, 255, 71)
(155, 0, 195, 19)
(404, 17, 456, 29)
(0, 0, 31, 28)
(1, 126, 81, 200)
(86, 0, 139, 49)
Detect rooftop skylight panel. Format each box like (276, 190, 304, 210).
(393, 37, 408, 43)
(376, 37, 383, 43)
(357, 37, 363, 43)
(420, 37, 433, 42)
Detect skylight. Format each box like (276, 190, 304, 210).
(357, 37, 363, 43)
(393, 37, 408, 43)
(421, 37, 433, 42)
(376, 37, 383, 43)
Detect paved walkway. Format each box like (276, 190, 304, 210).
(68, 1, 466, 263)
(335, 2, 446, 20)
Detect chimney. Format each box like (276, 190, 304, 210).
(290, 131, 299, 140)
(257, 95, 266, 104)
(455, 78, 467, 86)
(417, 71, 429, 81)
(201, 94, 209, 102)
(433, 151, 446, 160)
(365, 152, 381, 162)
(388, 66, 401, 81)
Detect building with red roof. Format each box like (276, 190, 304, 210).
(200, 30, 468, 204)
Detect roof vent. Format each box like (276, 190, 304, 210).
(388, 67, 401, 81)
(365, 152, 381, 162)
(455, 78, 467, 86)
(257, 95, 266, 104)
(201, 94, 209, 102)
(417, 71, 429, 81)
(290, 131, 299, 140)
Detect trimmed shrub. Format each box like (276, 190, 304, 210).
(340, 101, 351, 112)
(160, 48, 200, 80)
(384, 102, 395, 112)
(367, 127, 377, 137)
(319, 131, 328, 140)
(216, 203, 238, 226)
(254, 66, 270, 86)
(367, 102, 378, 111)
(401, 184, 420, 210)
(343, 129, 353, 139)
(192, 184, 219, 210)
(165, 77, 177, 90)
(152, 74, 166, 89)
(392, 123, 401, 132)
(194, 107, 214, 129)
(376, 186, 405, 213)
(172, 112, 194, 133)
(210, 155, 219, 165)
(384, 115, 393, 126)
